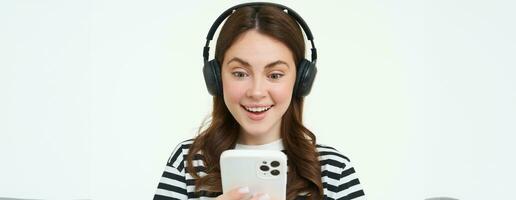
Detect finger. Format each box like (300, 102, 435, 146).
(220, 186, 250, 200)
(249, 193, 270, 200)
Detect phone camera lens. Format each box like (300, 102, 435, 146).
(271, 161, 280, 167)
(271, 169, 280, 176)
(260, 165, 270, 171)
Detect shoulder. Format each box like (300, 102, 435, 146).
(165, 139, 195, 169)
(316, 144, 366, 198)
(315, 143, 352, 169)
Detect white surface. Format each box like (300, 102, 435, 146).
(0, 0, 514, 199)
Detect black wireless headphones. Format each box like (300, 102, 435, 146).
(202, 2, 317, 97)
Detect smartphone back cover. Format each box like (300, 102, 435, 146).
(220, 150, 287, 200)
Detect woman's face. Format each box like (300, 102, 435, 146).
(221, 30, 297, 144)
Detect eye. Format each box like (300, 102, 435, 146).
(269, 73, 284, 80)
(232, 71, 248, 78)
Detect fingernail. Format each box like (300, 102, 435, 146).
(258, 194, 270, 200)
(238, 186, 250, 194)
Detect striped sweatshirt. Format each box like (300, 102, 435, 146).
(153, 139, 365, 200)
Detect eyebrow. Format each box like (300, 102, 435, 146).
(226, 57, 290, 69)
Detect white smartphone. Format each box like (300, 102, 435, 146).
(220, 149, 288, 200)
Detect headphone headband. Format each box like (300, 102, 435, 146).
(202, 2, 317, 63)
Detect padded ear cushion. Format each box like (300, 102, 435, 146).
(294, 59, 317, 97)
(203, 59, 222, 96)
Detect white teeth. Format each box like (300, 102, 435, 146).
(244, 106, 272, 113)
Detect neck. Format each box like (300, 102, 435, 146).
(237, 130, 281, 145)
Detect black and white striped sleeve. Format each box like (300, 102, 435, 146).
(335, 159, 366, 200)
(317, 144, 366, 200)
(153, 142, 189, 200)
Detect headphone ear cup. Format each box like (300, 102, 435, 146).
(203, 59, 222, 96)
(294, 59, 317, 97)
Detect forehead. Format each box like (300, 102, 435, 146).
(223, 30, 295, 67)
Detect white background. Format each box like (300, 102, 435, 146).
(1, 0, 515, 200)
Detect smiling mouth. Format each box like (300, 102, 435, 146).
(241, 105, 273, 113)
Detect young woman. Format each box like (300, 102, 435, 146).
(154, 3, 365, 200)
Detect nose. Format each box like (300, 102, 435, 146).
(246, 77, 267, 99)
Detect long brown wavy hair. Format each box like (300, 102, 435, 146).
(186, 5, 323, 200)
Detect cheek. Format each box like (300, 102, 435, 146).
(222, 80, 246, 104)
(270, 83, 294, 104)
